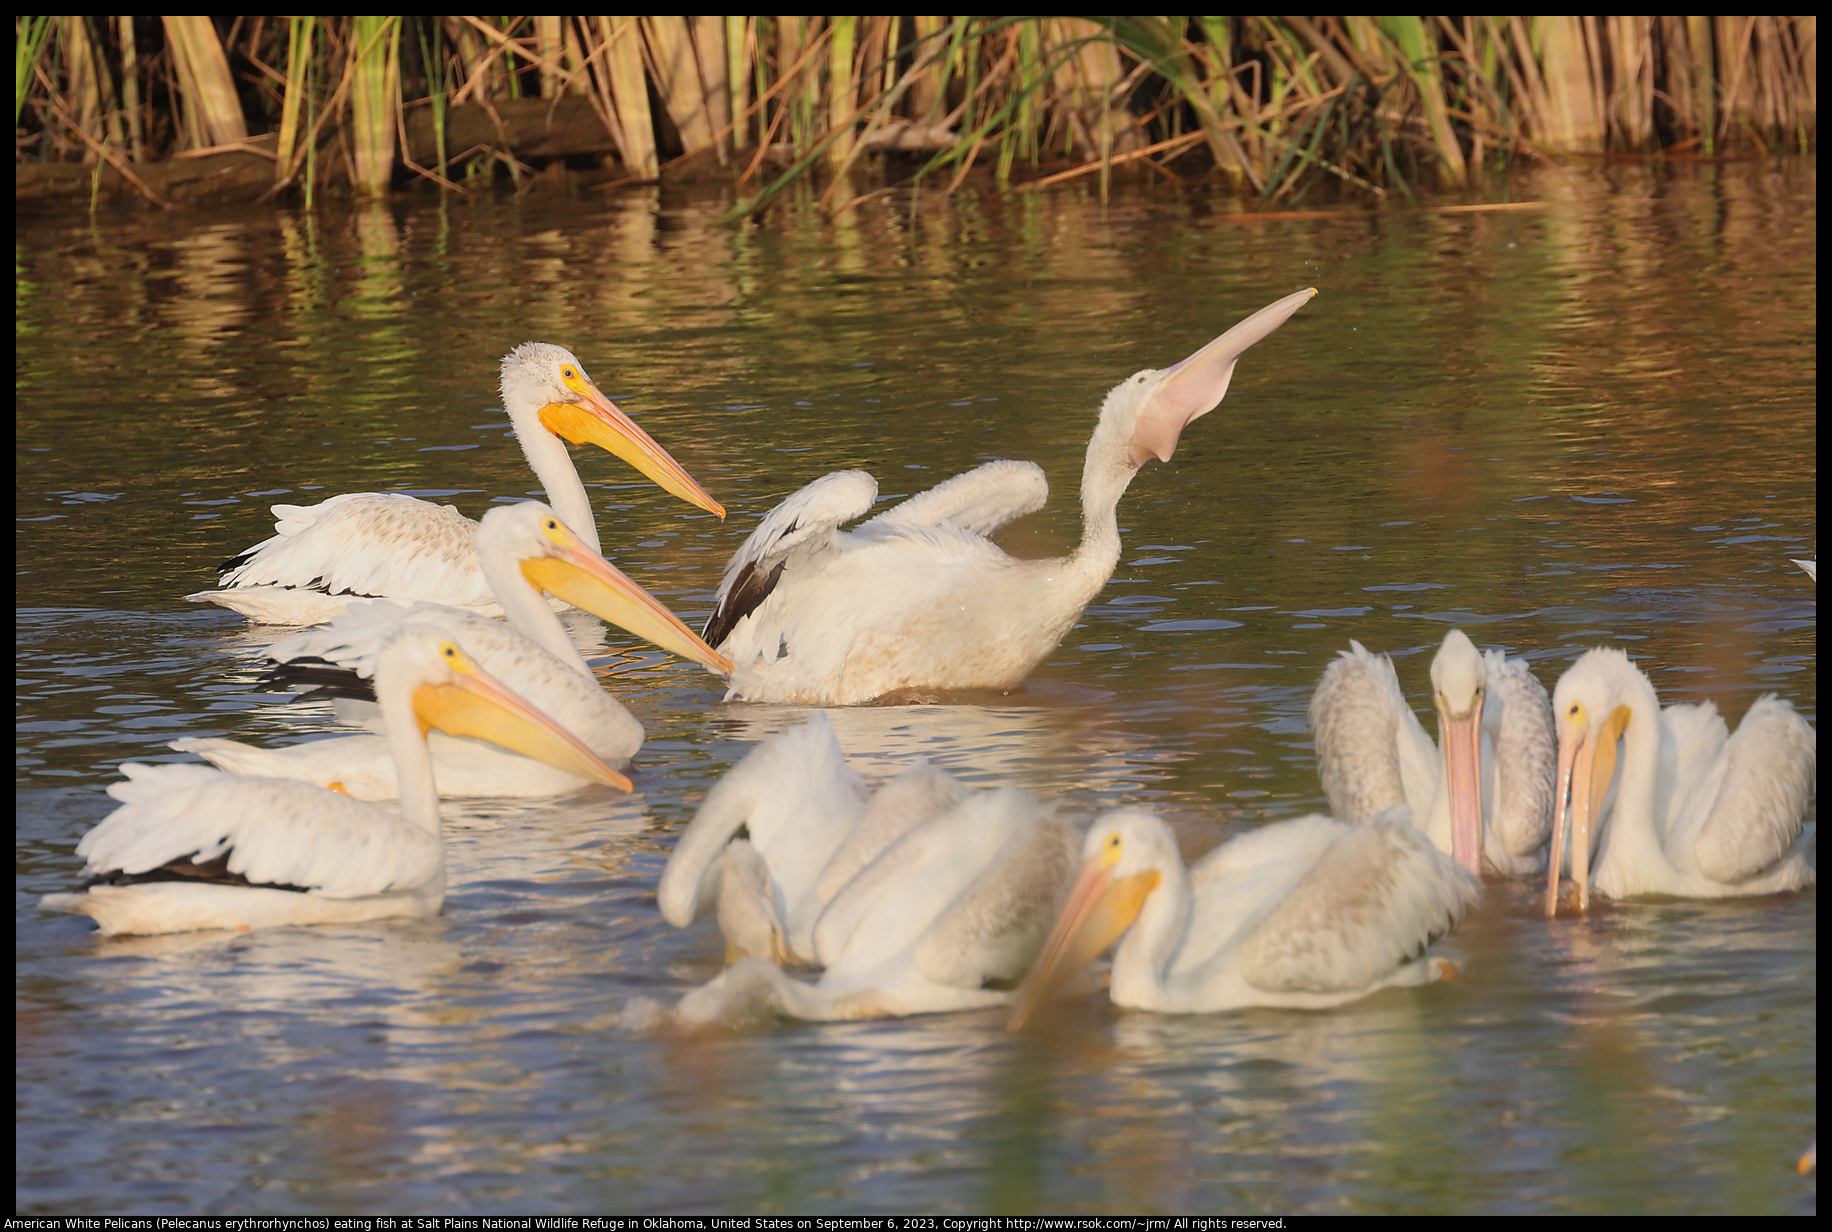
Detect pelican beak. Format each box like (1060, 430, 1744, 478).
(412, 648, 633, 791)
(1128, 287, 1317, 468)
(538, 379, 726, 520)
(1545, 716, 1581, 918)
(1439, 700, 1483, 877)
(1571, 705, 1628, 912)
(1544, 703, 1628, 917)
(1006, 858, 1159, 1033)
(521, 526, 733, 675)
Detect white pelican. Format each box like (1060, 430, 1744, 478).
(172, 501, 731, 798)
(702, 288, 1317, 704)
(1543, 647, 1816, 917)
(677, 786, 1081, 1024)
(657, 712, 968, 964)
(1310, 629, 1557, 876)
(1794, 559, 1816, 582)
(1007, 809, 1481, 1028)
(185, 342, 725, 624)
(41, 625, 625, 936)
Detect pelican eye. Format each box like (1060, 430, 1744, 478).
(562, 367, 576, 379)
(545, 519, 559, 531)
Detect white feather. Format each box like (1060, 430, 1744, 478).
(704, 290, 1317, 704)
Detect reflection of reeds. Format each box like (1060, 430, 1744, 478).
(15, 16, 1817, 208)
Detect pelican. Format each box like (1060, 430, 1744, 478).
(1007, 809, 1480, 1028)
(41, 625, 625, 936)
(678, 786, 1081, 1024)
(657, 712, 967, 963)
(1543, 647, 1816, 917)
(185, 342, 724, 625)
(702, 288, 1316, 704)
(172, 501, 731, 798)
(1310, 629, 1558, 876)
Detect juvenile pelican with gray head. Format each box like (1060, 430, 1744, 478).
(703, 289, 1317, 704)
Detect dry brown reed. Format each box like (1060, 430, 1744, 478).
(15, 16, 1817, 212)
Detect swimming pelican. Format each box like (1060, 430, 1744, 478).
(172, 501, 731, 798)
(1310, 629, 1557, 876)
(1543, 647, 1816, 917)
(657, 712, 967, 963)
(185, 342, 724, 625)
(678, 786, 1081, 1024)
(41, 625, 625, 936)
(1007, 809, 1480, 1028)
(702, 288, 1316, 704)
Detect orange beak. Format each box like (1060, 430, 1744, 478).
(539, 381, 725, 520)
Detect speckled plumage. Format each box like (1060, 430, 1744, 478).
(1012, 809, 1479, 1023)
(1310, 630, 1559, 876)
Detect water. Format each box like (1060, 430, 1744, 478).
(15, 160, 1816, 1214)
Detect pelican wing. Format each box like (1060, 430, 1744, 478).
(1692, 695, 1816, 883)
(190, 494, 494, 614)
(1662, 699, 1731, 779)
(81, 763, 443, 899)
(1310, 641, 1436, 825)
(1234, 821, 1479, 994)
(805, 761, 967, 934)
(1176, 814, 1345, 978)
(715, 840, 789, 963)
(268, 597, 423, 676)
(657, 711, 864, 929)
(913, 806, 1081, 989)
(704, 470, 878, 647)
(1484, 651, 1559, 857)
(266, 598, 638, 757)
(864, 460, 1048, 538)
(812, 786, 1033, 972)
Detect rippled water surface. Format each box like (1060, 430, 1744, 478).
(16, 161, 1815, 1214)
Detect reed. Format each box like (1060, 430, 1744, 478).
(349, 17, 400, 196)
(161, 15, 247, 148)
(15, 16, 1817, 210)
(601, 16, 657, 178)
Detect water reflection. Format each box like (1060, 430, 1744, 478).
(15, 159, 1815, 1214)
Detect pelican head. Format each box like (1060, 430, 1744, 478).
(1078, 289, 1315, 520)
(1429, 629, 1486, 876)
(1006, 808, 1168, 1032)
(1544, 648, 1643, 917)
(475, 501, 732, 674)
(499, 342, 724, 520)
(377, 623, 631, 791)
(1114, 288, 1318, 470)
